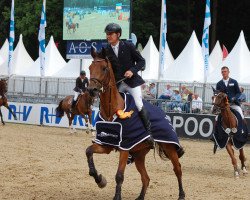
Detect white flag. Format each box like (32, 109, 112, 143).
(158, 0, 167, 80)
(8, 0, 15, 76)
(38, 0, 46, 77)
(202, 0, 211, 82)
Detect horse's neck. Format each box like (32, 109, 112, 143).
(99, 66, 124, 121)
(221, 106, 237, 128)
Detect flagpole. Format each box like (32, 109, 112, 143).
(158, 0, 167, 81)
(8, 0, 15, 77)
(38, 0, 46, 77)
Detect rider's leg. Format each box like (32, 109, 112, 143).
(72, 92, 79, 109)
(230, 105, 244, 119)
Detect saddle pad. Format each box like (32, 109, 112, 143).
(213, 109, 248, 150)
(95, 121, 122, 147)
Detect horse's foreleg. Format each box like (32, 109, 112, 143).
(161, 143, 185, 200)
(0, 108, 5, 125)
(67, 113, 75, 133)
(86, 144, 112, 188)
(134, 148, 150, 200)
(239, 148, 248, 175)
(113, 150, 129, 200)
(4, 104, 17, 120)
(226, 142, 239, 177)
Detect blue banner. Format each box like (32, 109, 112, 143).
(66, 40, 108, 59)
(202, 0, 211, 82)
(8, 0, 15, 76)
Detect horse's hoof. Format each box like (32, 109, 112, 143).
(178, 192, 185, 200)
(234, 171, 240, 178)
(135, 196, 144, 200)
(242, 167, 248, 175)
(2, 122, 5, 126)
(86, 130, 90, 134)
(97, 174, 107, 188)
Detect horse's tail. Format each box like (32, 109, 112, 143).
(55, 100, 64, 118)
(155, 143, 185, 161)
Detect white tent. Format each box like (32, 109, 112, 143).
(24, 36, 66, 76)
(207, 31, 250, 83)
(0, 39, 9, 61)
(0, 39, 9, 75)
(141, 36, 160, 80)
(52, 58, 92, 78)
(163, 31, 205, 82)
(208, 41, 223, 76)
(11, 34, 34, 76)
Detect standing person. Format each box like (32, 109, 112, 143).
(216, 66, 243, 118)
(238, 87, 246, 102)
(71, 70, 89, 110)
(104, 23, 154, 147)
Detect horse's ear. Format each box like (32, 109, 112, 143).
(211, 86, 216, 93)
(91, 47, 97, 59)
(101, 47, 106, 58)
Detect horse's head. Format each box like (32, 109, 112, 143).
(87, 47, 111, 97)
(211, 91, 229, 115)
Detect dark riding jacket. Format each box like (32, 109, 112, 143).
(106, 40, 145, 88)
(73, 77, 89, 93)
(216, 78, 241, 106)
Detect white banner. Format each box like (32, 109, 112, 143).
(1, 102, 99, 129)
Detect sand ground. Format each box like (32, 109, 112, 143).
(0, 124, 249, 200)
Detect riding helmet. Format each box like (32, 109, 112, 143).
(104, 23, 122, 36)
(80, 70, 86, 76)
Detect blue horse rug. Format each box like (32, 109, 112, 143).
(94, 93, 180, 150)
(212, 109, 248, 150)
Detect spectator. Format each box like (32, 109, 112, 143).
(142, 82, 156, 100)
(238, 87, 246, 102)
(183, 89, 193, 113)
(159, 84, 173, 100)
(180, 85, 187, 96)
(168, 88, 182, 111)
(191, 94, 203, 113)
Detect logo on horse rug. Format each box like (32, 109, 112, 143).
(95, 93, 181, 151)
(213, 109, 248, 150)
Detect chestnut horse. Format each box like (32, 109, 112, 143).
(212, 91, 248, 177)
(55, 92, 94, 134)
(85, 48, 185, 200)
(0, 78, 17, 125)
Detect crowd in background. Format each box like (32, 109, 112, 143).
(141, 83, 248, 114)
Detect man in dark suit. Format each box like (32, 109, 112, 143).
(104, 23, 154, 149)
(216, 66, 243, 118)
(72, 70, 89, 109)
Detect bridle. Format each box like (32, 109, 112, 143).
(90, 58, 111, 93)
(213, 92, 229, 110)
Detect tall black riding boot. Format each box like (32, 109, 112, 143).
(70, 100, 77, 112)
(139, 106, 154, 148)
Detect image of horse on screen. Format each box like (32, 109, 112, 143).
(63, 0, 131, 40)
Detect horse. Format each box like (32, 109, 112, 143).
(55, 92, 94, 134)
(0, 78, 17, 125)
(85, 47, 185, 200)
(211, 90, 248, 178)
(66, 22, 79, 33)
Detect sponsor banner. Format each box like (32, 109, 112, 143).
(166, 112, 250, 140)
(66, 40, 108, 59)
(1, 102, 99, 129)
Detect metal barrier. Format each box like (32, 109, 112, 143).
(5, 76, 250, 116)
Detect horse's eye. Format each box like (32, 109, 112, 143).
(103, 67, 107, 72)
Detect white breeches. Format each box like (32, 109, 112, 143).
(118, 82, 143, 111)
(230, 105, 244, 119)
(74, 92, 79, 101)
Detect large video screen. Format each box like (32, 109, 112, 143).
(63, 0, 131, 40)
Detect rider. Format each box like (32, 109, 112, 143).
(104, 23, 154, 148)
(71, 70, 89, 110)
(216, 66, 243, 118)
